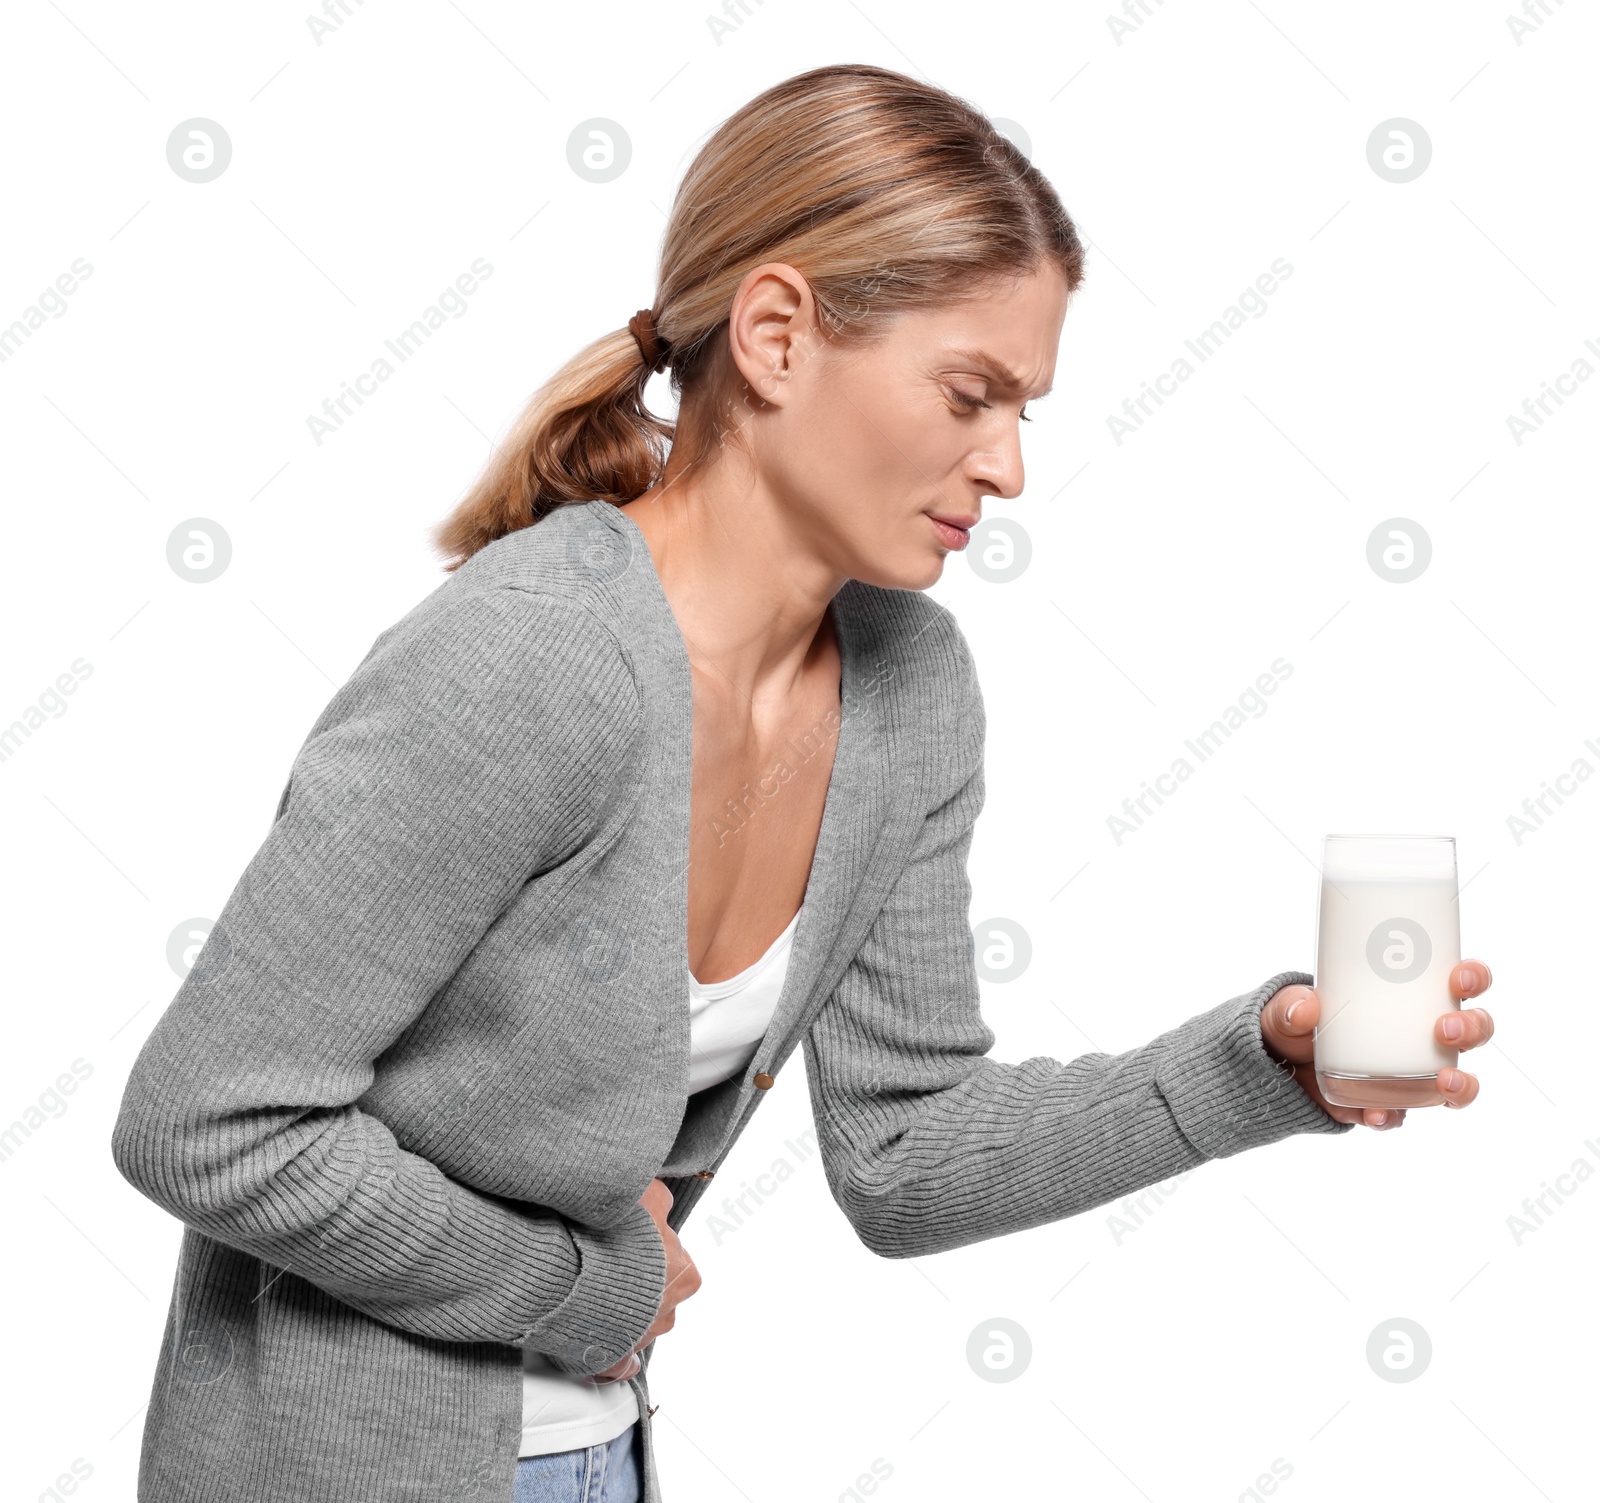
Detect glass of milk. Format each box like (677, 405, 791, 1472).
(1313, 835, 1461, 1109)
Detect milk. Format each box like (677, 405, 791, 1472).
(1312, 837, 1460, 1098)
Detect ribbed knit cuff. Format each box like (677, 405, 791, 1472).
(523, 1197, 668, 1377)
(1154, 969, 1354, 1159)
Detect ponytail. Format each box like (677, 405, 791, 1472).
(430, 326, 673, 571)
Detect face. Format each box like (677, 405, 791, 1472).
(717, 260, 1070, 591)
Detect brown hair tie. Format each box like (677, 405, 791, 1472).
(628, 308, 670, 374)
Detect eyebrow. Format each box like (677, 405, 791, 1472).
(942, 346, 1053, 400)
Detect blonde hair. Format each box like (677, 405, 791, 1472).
(431, 62, 1085, 571)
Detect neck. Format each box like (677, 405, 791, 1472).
(619, 468, 843, 703)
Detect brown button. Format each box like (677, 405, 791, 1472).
(753, 1071, 775, 1090)
(693, 1169, 715, 1180)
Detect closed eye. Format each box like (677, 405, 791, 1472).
(948, 388, 1032, 423)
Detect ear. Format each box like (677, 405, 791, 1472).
(725, 262, 822, 411)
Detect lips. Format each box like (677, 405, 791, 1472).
(928, 513, 978, 550)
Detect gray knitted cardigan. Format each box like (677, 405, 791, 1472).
(111, 498, 1350, 1503)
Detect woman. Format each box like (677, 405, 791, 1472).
(111, 63, 1493, 1503)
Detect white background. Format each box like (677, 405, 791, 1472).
(2, 2, 1594, 1499)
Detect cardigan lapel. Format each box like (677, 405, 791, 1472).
(756, 577, 898, 1065)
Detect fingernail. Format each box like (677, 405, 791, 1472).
(1372, 1111, 1389, 1126)
(1441, 1015, 1464, 1042)
(1458, 968, 1476, 995)
(1441, 1069, 1463, 1092)
(1284, 998, 1303, 1028)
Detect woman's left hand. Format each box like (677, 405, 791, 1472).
(1260, 960, 1495, 1129)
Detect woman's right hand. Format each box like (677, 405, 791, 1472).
(583, 1178, 701, 1384)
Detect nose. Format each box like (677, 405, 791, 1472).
(968, 419, 1026, 501)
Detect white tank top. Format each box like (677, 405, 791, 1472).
(518, 912, 800, 1456)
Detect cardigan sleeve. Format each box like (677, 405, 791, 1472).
(111, 584, 667, 1376)
(800, 654, 1353, 1261)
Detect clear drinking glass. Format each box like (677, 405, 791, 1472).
(1313, 835, 1461, 1109)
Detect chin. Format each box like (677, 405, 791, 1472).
(849, 551, 947, 593)
(907, 554, 949, 591)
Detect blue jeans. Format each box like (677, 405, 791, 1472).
(512, 1423, 641, 1502)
